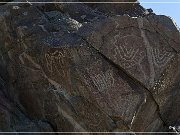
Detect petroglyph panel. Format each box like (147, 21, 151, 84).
(80, 58, 142, 124)
(151, 47, 174, 68)
(87, 69, 115, 93)
(45, 50, 65, 72)
(112, 34, 145, 69)
(45, 50, 70, 79)
(87, 17, 177, 89)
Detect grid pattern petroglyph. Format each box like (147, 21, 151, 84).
(45, 50, 69, 78)
(88, 69, 115, 93)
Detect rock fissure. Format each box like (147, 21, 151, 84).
(81, 35, 167, 128)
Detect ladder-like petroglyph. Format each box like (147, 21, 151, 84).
(151, 48, 174, 68)
(87, 69, 115, 93)
(45, 50, 68, 78)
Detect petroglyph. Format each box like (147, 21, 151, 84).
(113, 20, 145, 69)
(45, 50, 65, 72)
(83, 64, 140, 121)
(45, 50, 68, 78)
(87, 69, 115, 93)
(151, 48, 174, 68)
(113, 34, 144, 68)
(116, 43, 139, 61)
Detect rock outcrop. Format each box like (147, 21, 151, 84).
(0, 0, 180, 133)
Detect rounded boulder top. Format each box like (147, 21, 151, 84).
(79, 0, 138, 14)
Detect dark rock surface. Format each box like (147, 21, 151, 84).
(0, 0, 180, 133)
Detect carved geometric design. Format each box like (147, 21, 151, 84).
(45, 50, 67, 78)
(45, 50, 65, 71)
(151, 47, 174, 68)
(87, 69, 115, 93)
(113, 34, 145, 69)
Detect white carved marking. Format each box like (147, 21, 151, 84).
(151, 48, 174, 68)
(88, 69, 115, 93)
(45, 50, 68, 78)
(114, 20, 145, 69)
(113, 34, 144, 69)
(45, 50, 65, 72)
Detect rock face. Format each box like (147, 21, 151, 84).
(78, 0, 138, 14)
(0, 0, 180, 133)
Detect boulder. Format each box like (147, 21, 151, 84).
(0, 0, 180, 133)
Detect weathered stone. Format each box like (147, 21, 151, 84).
(0, 1, 180, 133)
(78, 0, 138, 14)
(78, 16, 177, 89)
(146, 15, 180, 52)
